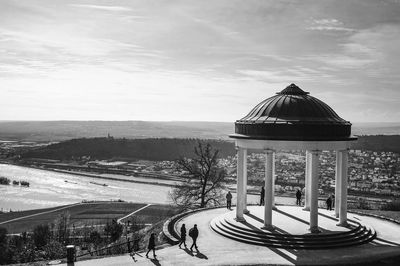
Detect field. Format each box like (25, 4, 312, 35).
(0, 201, 180, 234)
(0, 205, 71, 223)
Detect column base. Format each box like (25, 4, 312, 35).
(302, 207, 310, 211)
(337, 221, 348, 227)
(235, 216, 246, 222)
(309, 226, 321, 234)
(261, 224, 275, 231)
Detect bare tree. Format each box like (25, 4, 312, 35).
(170, 142, 227, 209)
(51, 211, 70, 243)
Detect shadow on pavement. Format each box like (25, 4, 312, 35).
(245, 213, 264, 224)
(195, 251, 208, 260)
(183, 247, 194, 256)
(274, 208, 310, 225)
(182, 246, 208, 259)
(317, 211, 339, 222)
(149, 258, 161, 266)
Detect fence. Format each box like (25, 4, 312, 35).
(72, 236, 142, 260)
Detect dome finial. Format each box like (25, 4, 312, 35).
(277, 83, 309, 95)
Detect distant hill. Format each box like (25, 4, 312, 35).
(20, 138, 236, 161)
(350, 135, 400, 153)
(352, 122, 400, 136)
(0, 121, 399, 142)
(18, 135, 400, 162)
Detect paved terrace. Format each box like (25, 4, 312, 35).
(61, 206, 400, 266)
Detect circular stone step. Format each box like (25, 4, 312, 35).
(210, 206, 376, 249)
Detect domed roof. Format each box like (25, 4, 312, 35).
(232, 84, 353, 141)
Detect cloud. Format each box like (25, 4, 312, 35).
(70, 4, 131, 12)
(307, 18, 355, 32)
(308, 55, 374, 69)
(236, 66, 333, 83)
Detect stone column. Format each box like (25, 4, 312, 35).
(243, 148, 249, 214)
(263, 149, 274, 230)
(334, 151, 342, 218)
(309, 150, 320, 233)
(338, 150, 349, 226)
(236, 147, 245, 222)
(272, 152, 276, 209)
(303, 150, 311, 211)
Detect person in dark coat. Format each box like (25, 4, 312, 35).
(326, 195, 332, 211)
(178, 224, 187, 248)
(296, 189, 302, 206)
(226, 191, 232, 209)
(260, 186, 265, 206)
(145, 233, 156, 258)
(189, 224, 199, 252)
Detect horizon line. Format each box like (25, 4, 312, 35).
(1, 120, 400, 124)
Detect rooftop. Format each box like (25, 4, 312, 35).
(232, 84, 354, 141)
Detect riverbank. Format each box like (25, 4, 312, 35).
(0, 163, 173, 211)
(35, 166, 180, 188)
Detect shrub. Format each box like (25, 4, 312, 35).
(33, 224, 51, 248)
(129, 216, 146, 233)
(0, 227, 13, 265)
(104, 220, 123, 242)
(43, 239, 66, 259)
(20, 181, 30, 187)
(381, 200, 400, 211)
(356, 198, 371, 210)
(12, 180, 19, 185)
(51, 211, 70, 242)
(0, 177, 10, 185)
(16, 242, 37, 263)
(0, 227, 7, 244)
(89, 230, 102, 246)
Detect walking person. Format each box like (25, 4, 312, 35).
(145, 233, 156, 258)
(331, 194, 335, 208)
(260, 186, 265, 206)
(326, 195, 332, 211)
(189, 224, 199, 252)
(178, 224, 187, 249)
(226, 191, 232, 209)
(296, 189, 302, 206)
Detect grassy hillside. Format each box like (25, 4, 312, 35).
(0, 202, 179, 234)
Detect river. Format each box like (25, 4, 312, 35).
(0, 164, 299, 211)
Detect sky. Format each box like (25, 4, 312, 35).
(0, 0, 400, 122)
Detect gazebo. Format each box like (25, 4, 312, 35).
(230, 84, 357, 233)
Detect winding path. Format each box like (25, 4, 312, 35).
(117, 204, 152, 224)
